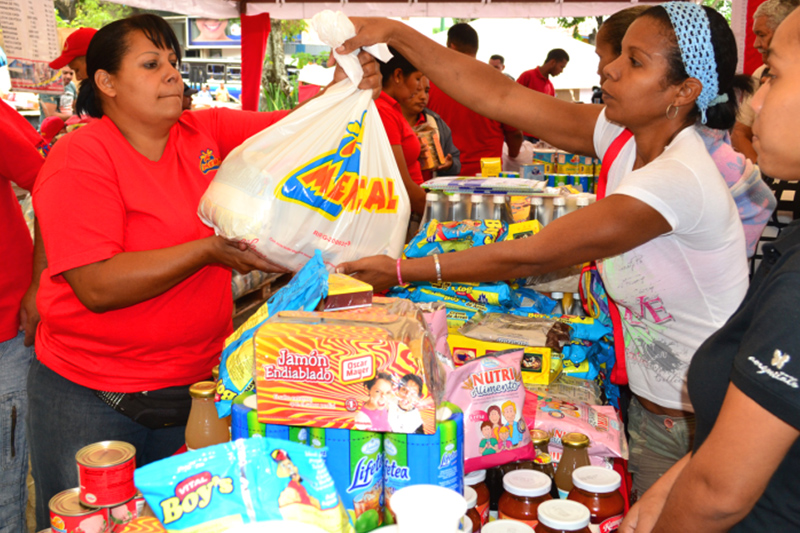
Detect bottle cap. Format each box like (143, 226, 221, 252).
(391, 485, 466, 533)
(464, 486, 478, 509)
(450, 193, 462, 201)
(531, 196, 544, 205)
(502, 469, 551, 498)
(572, 466, 621, 493)
(493, 195, 506, 204)
(212, 365, 220, 381)
(562, 432, 590, 449)
(462, 516, 473, 533)
(189, 381, 216, 399)
(465, 469, 487, 485)
(551, 292, 564, 298)
(537, 500, 591, 530)
(529, 429, 550, 445)
(471, 194, 484, 202)
(576, 196, 590, 207)
(553, 196, 566, 206)
(426, 192, 440, 201)
(482, 520, 534, 533)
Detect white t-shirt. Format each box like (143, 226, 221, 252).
(593, 110, 749, 411)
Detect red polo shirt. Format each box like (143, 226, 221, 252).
(428, 83, 516, 176)
(517, 67, 556, 137)
(375, 92, 423, 185)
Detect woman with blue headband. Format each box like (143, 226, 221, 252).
(621, 9, 800, 532)
(338, 3, 750, 495)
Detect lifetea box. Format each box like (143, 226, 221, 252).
(255, 310, 442, 434)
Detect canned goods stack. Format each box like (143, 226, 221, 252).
(50, 441, 143, 533)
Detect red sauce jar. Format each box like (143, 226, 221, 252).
(498, 469, 552, 528)
(465, 486, 482, 533)
(466, 470, 491, 525)
(567, 467, 624, 533)
(534, 500, 592, 533)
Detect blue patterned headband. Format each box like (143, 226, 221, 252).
(662, 2, 725, 124)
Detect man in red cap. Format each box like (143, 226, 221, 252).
(49, 27, 97, 82)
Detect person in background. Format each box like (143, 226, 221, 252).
(621, 10, 800, 531)
(197, 84, 213, 103)
(39, 66, 77, 125)
(517, 48, 569, 142)
(215, 82, 230, 102)
(49, 27, 97, 82)
(428, 23, 522, 176)
(489, 54, 516, 81)
(731, 0, 798, 163)
(28, 14, 381, 530)
(0, 102, 47, 533)
(375, 47, 427, 216)
(40, 116, 67, 146)
(182, 83, 198, 111)
(399, 75, 461, 181)
(338, 3, 750, 498)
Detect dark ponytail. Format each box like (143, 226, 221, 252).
(640, 5, 753, 130)
(76, 14, 182, 118)
(379, 47, 419, 88)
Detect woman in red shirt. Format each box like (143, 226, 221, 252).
(28, 14, 380, 531)
(375, 47, 426, 216)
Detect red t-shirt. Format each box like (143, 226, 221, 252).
(33, 108, 287, 392)
(517, 67, 555, 137)
(0, 102, 46, 342)
(375, 91, 423, 185)
(428, 83, 516, 176)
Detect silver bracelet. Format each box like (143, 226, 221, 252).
(433, 253, 442, 283)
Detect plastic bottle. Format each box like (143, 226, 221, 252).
(568, 293, 586, 318)
(185, 381, 230, 451)
(391, 484, 467, 533)
(530, 197, 545, 226)
(550, 292, 565, 316)
(551, 197, 567, 222)
(576, 196, 590, 209)
(449, 193, 467, 222)
(492, 195, 506, 221)
(425, 192, 445, 224)
(554, 433, 591, 499)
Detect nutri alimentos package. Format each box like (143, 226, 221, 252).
(444, 349, 535, 473)
(254, 310, 444, 434)
(134, 438, 353, 533)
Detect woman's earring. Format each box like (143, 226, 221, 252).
(666, 103, 680, 120)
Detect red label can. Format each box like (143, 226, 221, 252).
(76, 441, 137, 507)
(50, 488, 109, 533)
(108, 493, 145, 533)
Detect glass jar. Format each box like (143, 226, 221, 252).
(498, 469, 552, 528)
(465, 469, 491, 525)
(567, 467, 624, 533)
(534, 500, 591, 533)
(185, 381, 229, 451)
(483, 520, 534, 533)
(464, 486, 482, 533)
(554, 433, 591, 498)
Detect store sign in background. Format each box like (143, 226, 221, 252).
(0, 0, 63, 94)
(187, 18, 242, 48)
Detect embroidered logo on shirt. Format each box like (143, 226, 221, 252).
(772, 349, 790, 370)
(199, 149, 221, 174)
(748, 353, 798, 389)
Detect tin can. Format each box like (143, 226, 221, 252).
(50, 488, 109, 533)
(108, 493, 145, 533)
(76, 441, 136, 508)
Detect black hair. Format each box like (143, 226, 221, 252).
(545, 49, 570, 63)
(364, 372, 393, 391)
(490, 54, 505, 63)
(379, 47, 419, 88)
(400, 373, 423, 392)
(640, 5, 753, 130)
(76, 14, 182, 118)
(447, 23, 479, 55)
(598, 5, 651, 56)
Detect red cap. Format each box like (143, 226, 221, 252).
(40, 116, 66, 144)
(49, 28, 97, 70)
(271, 449, 289, 462)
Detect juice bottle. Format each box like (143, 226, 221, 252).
(554, 433, 591, 499)
(185, 381, 229, 451)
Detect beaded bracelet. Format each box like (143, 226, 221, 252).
(396, 257, 404, 286)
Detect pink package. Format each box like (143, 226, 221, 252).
(421, 305, 454, 374)
(445, 349, 535, 473)
(523, 391, 628, 460)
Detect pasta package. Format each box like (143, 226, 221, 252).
(254, 311, 443, 434)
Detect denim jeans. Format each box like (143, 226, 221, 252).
(0, 332, 33, 533)
(27, 358, 186, 530)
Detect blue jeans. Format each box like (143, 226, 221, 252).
(27, 358, 187, 530)
(0, 332, 33, 533)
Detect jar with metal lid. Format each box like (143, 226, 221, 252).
(554, 433, 591, 498)
(498, 469, 552, 527)
(567, 467, 624, 533)
(465, 485, 482, 532)
(528, 429, 559, 498)
(483, 519, 535, 533)
(465, 469, 491, 524)
(186, 381, 230, 450)
(534, 500, 591, 533)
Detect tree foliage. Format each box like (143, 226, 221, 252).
(55, 0, 132, 28)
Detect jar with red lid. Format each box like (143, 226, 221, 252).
(465, 486, 482, 533)
(498, 469, 552, 528)
(567, 467, 624, 533)
(465, 469, 490, 525)
(534, 500, 592, 533)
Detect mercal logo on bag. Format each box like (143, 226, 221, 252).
(275, 111, 399, 221)
(199, 149, 221, 174)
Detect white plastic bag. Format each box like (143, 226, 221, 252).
(198, 12, 408, 271)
